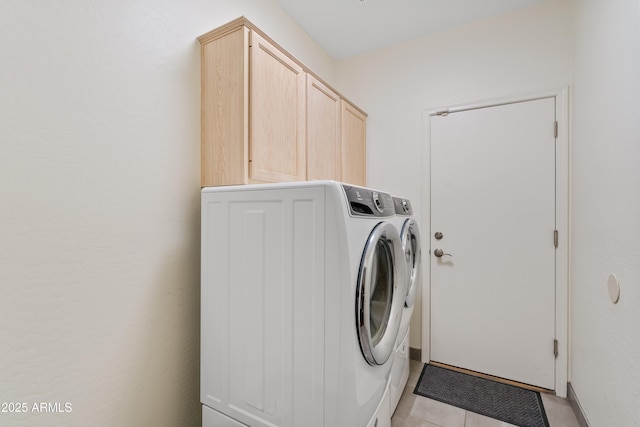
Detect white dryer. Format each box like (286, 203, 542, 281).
(201, 181, 407, 427)
(388, 196, 422, 413)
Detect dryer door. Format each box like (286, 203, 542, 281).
(356, 222, 407, 366)
(401, 218, 422, 309)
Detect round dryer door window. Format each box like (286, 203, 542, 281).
(356, 222, 407, 366)
(401, 218, 422, 309)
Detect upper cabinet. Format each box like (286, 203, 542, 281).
(198, 17, 366, 187)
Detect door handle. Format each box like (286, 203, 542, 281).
(434, 248, 452, 258)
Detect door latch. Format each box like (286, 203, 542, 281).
(434, 248, 452, 258)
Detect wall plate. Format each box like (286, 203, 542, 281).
(607, 273, 620, 304)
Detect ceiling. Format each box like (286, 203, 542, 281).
(274, 0, 548, 59)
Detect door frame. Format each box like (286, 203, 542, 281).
(420, 87, 569, 397)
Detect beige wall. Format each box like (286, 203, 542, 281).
(335, 0, 573, 355)
(570, 0, 640, 425)
(0, 1, 334, 426)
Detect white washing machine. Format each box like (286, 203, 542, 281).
(388, 196, 422, 413)
(201, 181, 407, 427)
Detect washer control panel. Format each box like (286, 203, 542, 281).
(343, 185, 394, 217)
(392, 197, 413, 216)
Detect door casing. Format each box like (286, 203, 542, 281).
(420, 87, 570, 397)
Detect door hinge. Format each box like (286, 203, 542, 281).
(554, 230, 558, 248)
(554, 121, 558, 138)
(554, 339, 559, 358)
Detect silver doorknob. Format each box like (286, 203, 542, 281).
(434, 248, 452, 258)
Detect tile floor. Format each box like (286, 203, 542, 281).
(392, 360, 581, 427)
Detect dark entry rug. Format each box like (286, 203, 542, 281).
(413, 364, 550, 427)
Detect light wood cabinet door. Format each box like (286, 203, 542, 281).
(341, 100, 367, 186)
(306, 74, 341, 181)
(249, 31, 306, 183)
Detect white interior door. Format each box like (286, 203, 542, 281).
(429, 98, 556, 390)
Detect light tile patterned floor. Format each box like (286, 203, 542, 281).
(391, 361, 581, 427)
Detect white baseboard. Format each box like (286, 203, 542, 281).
(567, 383, 590, 427)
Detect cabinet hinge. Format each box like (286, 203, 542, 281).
(554, 230, 558, 248)
(554, 339, 559, 358)
(554, 121, 558, 138)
